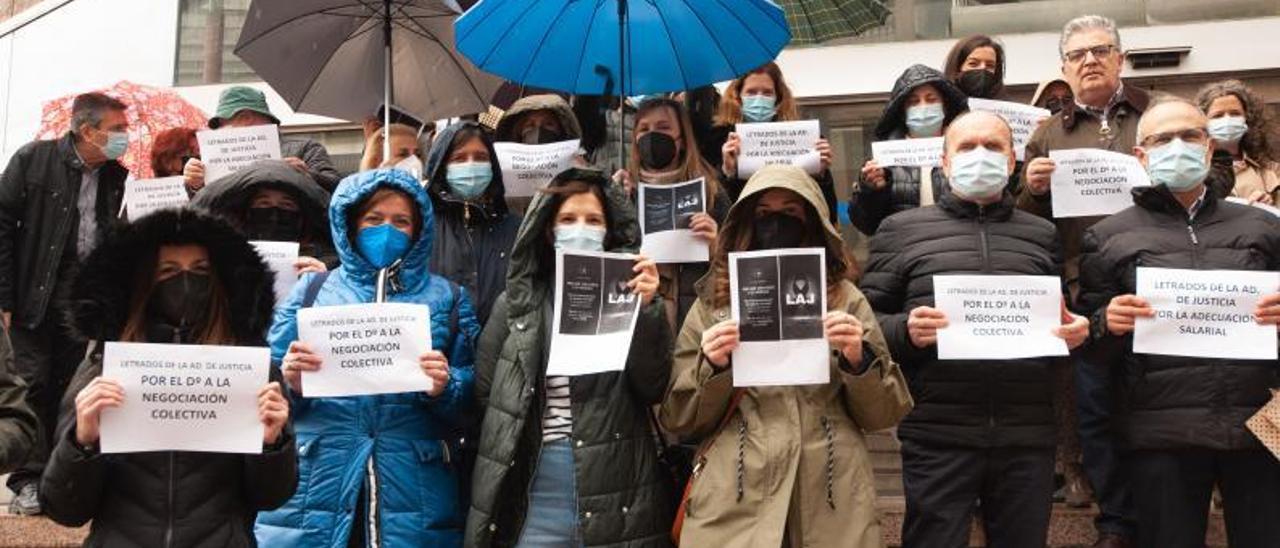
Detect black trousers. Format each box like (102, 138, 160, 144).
(1130, 449, 1280, 548)
(6, 317, 84, 491)
(901, 438, 1055, 548)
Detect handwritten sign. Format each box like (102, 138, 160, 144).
(967, 98, 1051, 161)
(197, 125, 282, 183)
(1134, 267, 1278, 360)
(729, 247, 828, 387)
(122, 176, 188, 220)
(99, 342, 268, 454)
(493, 139, 580, 197)
(250, 241, 300, 304)
(1049, 149, 1150, 218)
(547, 250, 642, 376)
(736, 120, 822, 178)
(871, 137, 944, 168)
(933, 275, 1068, 360)
(297, 302, 433, 397)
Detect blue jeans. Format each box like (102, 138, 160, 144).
(1075, 354, 1135, 537)
(516, 439, 583, 548)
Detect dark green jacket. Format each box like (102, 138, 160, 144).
(466, 169, 674, 547)
(0, 327, 36, 473)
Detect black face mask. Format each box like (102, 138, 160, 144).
(244, 206, 303, 242)
(520, 126, 565, 145)
(1044, 97, 1070, 115)
(958, 69, 1000, 99)
(146, 271, 212, 330)
(751, 212, 807, 250)
(637, 132, 679, 170)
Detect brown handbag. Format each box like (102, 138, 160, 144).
(670, 388, 747, 545)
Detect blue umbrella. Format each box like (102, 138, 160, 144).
(455, 0, 791, 97)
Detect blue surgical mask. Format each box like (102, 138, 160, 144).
(1146, 139, 1209, 192)
(445, 161, 492, 200)
(905, 103, 945, 138)
(741, 95, 777, 123)
(948, 147, 1010, 200)
(554, 224, 606, 252)
(99, 130, 128, 160)
(1207, 116, 1247, 145)
(356, 223, 412, 269)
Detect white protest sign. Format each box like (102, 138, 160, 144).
(493, 139, 580, 197)
(197, 125, 283, 182)
(99, 342, 268, 454)
(933, 275, 1068, 360)
(736, 120, 822, 178)
(1134, 267, 1278, 360)
(639, 178, 709, 264)
(871, 137, 944, 168)
(967, 98, 1051, 161)
(297, 302, 433, 397)
(122, 176, 188, 220)
(547, 249, 643, 376)
(1049, 149, 1150, 218)
(1227, 196, 1280, 218)
(251, 241, 300, 304)
(729, 247, 828, 387)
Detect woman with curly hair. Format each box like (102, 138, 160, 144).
(1196, 79, 1280, 205)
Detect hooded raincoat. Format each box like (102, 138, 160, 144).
(465, 168, 674, 547)
(254, 169, 480, 548)
(661, 166, 913, 548)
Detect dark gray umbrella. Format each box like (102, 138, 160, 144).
(234, 0, 502, 159)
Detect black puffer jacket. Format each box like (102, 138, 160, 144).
(40, 209, 297, 547)
(0, 132, 128, 328)
(466, 168, 673, 548)
(190, 160, 338, 269)
(861, 190, 1062, 448)
(425, 122, 522, 327)
(850, 65, 967, 236)
(1079, 185, 1280, 451)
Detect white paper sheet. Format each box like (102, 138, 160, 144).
(99, 342, 268, 454)
(967, 98, 1051, 161)
(736, 120, 822, 177)
(250, 241, 301, 304)
(729, 247, 829, 387)
(197, 125, 283, 182)
(1134, 267, 1278, 360)
(122, 176, 189, 220)
(638, 177, 709, 264)
(1048, 149, 1150, 218)
(547, 249, 643, 376)
(493, 139, 581, 197)
(297, 302, 433, 397)
(871, 137, 945, 168)
(933, 275, 1069, 360)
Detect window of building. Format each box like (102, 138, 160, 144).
(174, 0, 257, 85)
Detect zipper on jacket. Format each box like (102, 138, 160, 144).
(1186, 223, 1201, 269)
(977, 206, 992, 273)
(366, 459, 381, 548)
(164, 452, 175, 548)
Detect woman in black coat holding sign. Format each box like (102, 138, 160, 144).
(465, 168, 672, 547)
(39, 208, 296, 547)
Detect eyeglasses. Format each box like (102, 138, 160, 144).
(1140, 128, 1210, 148)
(1062, 44, 1118, 64)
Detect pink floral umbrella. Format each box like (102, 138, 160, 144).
(36, 81, 208, 179)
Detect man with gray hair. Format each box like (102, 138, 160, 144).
(0, 91, 130, 515)
(1016, 15, 1147, 547)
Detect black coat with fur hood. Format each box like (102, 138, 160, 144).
(39, 208, 297, 548)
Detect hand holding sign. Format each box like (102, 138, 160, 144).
(257, 382, 288, 446)
(1256, 293, 1280, 329)
(824, 311, 864, 364)
(418, 350, 450, 398)
(74, 377, 125, 448)
(907, 306, 949, 348)
(721, 132, 741, 176)
(700, 319, 740, 369)
(628, 255, 659, 305)
(1054, 300, 1090, 350)
(281, 340, 322, 395)
(1025, 157, 1055, 195)
(1105, 294, 1154, 336)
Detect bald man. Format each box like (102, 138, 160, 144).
(862, 111, 1089, 547)
(1078, 99, 1280, 548)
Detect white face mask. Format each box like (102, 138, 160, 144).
(553, 223, 606, 252)
(392, 155, 424, 183)
(1207, 116, 1248, 145)
(948, 146, 1010, 200)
